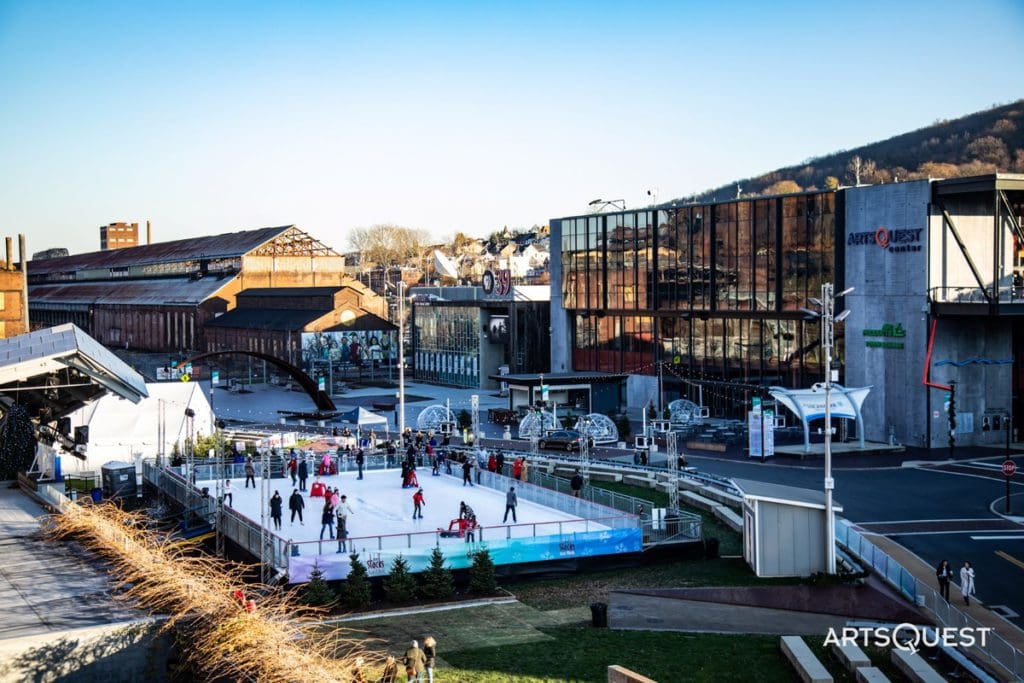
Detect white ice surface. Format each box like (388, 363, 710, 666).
(203, 469, 605, 550)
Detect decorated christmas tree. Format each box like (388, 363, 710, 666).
(0, 404, 37, 480)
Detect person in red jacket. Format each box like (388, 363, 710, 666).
(412, 488, 426, 519)
(487, 453, 497, 472)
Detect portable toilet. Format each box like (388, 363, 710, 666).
(101, 460, 138, 498)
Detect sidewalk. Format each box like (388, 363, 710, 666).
(869, 533, 1024, 665)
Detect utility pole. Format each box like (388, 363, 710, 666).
(398, 281, 406, 439)
(666, 430, 679, 511)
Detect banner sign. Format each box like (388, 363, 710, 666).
(288, 527, 643, 582)
(748, 409, 775, 458)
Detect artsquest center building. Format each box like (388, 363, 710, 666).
(549, 174, 1024, 449)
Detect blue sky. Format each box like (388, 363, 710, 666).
(1, 1, 1022, 255)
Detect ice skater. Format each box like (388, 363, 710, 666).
(269, 490, 282, 530)
(223, 479, 233, 506)
(289, 488, 304, 525)
(287, 453, 298, 486)
(244, 456, 256, 488)
(413, 488, 426, 519)
(503, 486, 518, 523)
(320, 501, 335, 540)
(298, 456, 309, 491)
(355, 448, 365, 479)
(336, 494, 353, 552)
(459, 501, 475, 520)
(462, 458, 473, 487)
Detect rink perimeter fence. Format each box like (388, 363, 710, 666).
(142, 448, 700, 583)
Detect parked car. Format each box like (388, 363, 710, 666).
(538, 429, 594, 452)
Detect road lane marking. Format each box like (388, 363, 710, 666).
(970, 535, 1024, 540)
(996, 550, 1024, 571)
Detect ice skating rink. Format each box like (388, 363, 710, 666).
(204, 468, 608, 548)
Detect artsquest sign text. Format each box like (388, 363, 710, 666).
(847, 226, 923, 253)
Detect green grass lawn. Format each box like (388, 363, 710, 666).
(348, 602, 799, 683)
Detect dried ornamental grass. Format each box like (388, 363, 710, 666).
(48, 502, 383, 682)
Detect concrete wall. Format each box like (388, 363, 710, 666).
(626, 375, 658, 418)
(843, 181, 931, 446)
(927, 318, 1012, 448)
(0, 619, 170, 683)
(548, 219, 571, 373)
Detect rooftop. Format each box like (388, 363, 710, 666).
(29, 277, 234, 307)
(28, 226, 293, 275)
(732, 478, 844, 511)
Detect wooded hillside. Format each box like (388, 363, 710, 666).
(686, 99, 1024, 203)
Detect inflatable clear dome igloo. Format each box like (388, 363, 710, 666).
(573, 413, 618, 444)
(416, 405, 455, 431)
(669, 399, 703, 426)
(517, 410, 561, 440)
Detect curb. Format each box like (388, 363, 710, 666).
(319, 594, 518, 624)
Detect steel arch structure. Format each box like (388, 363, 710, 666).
(178, 351, 336, 411)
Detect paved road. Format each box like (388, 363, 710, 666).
(688, 452, 1024, 625)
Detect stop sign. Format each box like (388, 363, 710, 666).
(1004, 460, 1018, 477)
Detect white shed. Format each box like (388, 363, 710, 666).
(735, 478, 844, 578)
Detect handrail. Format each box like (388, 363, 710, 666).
(837, 518, 1023, 680)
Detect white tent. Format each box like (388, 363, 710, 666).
(65, 382, 214, 474)
(340, 406, 389, 429)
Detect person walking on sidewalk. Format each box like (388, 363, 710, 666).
(413, 488, 426, 519)
(960, 560, 976, 606)
(288, 489, 304, 525)
(503, 486, 518, 523)
(936, 559, 953, 602)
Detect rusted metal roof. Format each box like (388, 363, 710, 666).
(28, 277, 234, 306)
(27, 226, 292, 275)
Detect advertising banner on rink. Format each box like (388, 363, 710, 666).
(288, 527, 643, 582)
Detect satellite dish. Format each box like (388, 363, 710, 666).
(433, 250, 459, 278)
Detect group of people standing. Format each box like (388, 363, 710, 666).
(367, 638, 437, 683)
(936, 559, 976, 606)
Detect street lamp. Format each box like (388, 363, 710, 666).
(800, 282, 853, 575)
(386, 277, 407, 438)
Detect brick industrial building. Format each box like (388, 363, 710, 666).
(28, 226, 384, 364)
(0, 234, 29, 339)
(99, 222, 143, 250)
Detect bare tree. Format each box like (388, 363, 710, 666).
(847, 155, 863, 185)
(347, 224, 430, 268)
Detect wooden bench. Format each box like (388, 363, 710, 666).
(890, 649, 945, 682)
(780, 636, 833, 683)
(829, 641, 871, 672)
(855, 667, 890, 683)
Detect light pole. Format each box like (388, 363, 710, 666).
(801, 282, 853, 575)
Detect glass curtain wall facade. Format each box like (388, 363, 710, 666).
(413, 305, 481, 388)
(562, 191, 843, 415)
